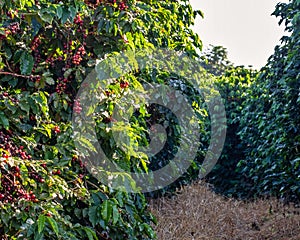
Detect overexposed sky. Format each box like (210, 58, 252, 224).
(190, 0, 289, 69)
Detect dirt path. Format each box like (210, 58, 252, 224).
(148, 182, 300, 240)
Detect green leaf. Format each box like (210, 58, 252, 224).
(98, 19, 105, 32)
(20, 51, 34, 75)
(30, 16, 43, 36)
(88, 206, 98, 227)
(45, 216, 59, 237)
(45, 77, 55, 85)
(38, 10, 54, 24)
(101, 200, 112, 224)
(4, 46, 12, 60)
(8, 78, 18, 88)
(112, 205, 119, 224)
(56, 5, 63, 19)
(68, 6, 77, 22)
(37, 214, 46, 234)
(143, 224, 155, 238)
(83, 227, 97, 240)
(19, 100, 30, 113)
(0, 112, 9, 129)
(140, 159, 148, 173)
(20, 0, 26, 9)
(61, 6, 70, 24)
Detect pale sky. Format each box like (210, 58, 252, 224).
(190, 0, 289, 69)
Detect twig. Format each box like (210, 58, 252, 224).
(0, 71, 39, 79)
(86, 179, 102, 190)
(5, 59, 14, 73)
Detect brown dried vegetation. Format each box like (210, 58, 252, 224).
(148, 182, 300, 240)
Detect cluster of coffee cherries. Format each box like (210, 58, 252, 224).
(72, 46, 86, 65)
(120, 80, 129, 89)
(107, 0, 128, 10)
(73, 13, 87, 40)
(55, 77, 70, 94)
(118, 0, 128, 11)
(30, 36, 43, 84)
(71, 156, 86, 180)
(30, 35, 42, 52)
(28, 169, 45, 184)
(72, 155, 85, 169)
(6, 9, 18, 19)
(0, 29, 10, 40)
(0, 23, 20, 40)
(0, 92, 9, 98)
(41, 163, 60, 176)
(0, 131, 40, 204)
(0, 171, 39, 204)
(8, 22, 20, 34)
(62, 41, 75, 69)
(0, 131, 31, 160)
(31, 35, 70, 68)
(73, 99, 83, 114)
(74, 14, 84, 26)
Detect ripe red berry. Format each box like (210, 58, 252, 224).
(14, 172, 21, 178)
(120, 81, 129, 89)
(41, 163, 47, 169)
(74, 100, 82, 114)
(74, 15, 83, 25)
(103, 116, 113, 124)
(53, 126, 61, 134)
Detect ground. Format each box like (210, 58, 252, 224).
(149, 182, 300, 240)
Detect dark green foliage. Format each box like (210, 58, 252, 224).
(0, 0, 203, 238)
(207, 66, 258, 197)
(200, 1, 300, 202)
(200, 45, 233, 76)
(237, 0, 300, 201)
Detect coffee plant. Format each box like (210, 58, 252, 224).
(198, 1, 300, 202)
(0, 0, 204, 238)
(207, 65, 258, 197)
(237, 0, 300, 202)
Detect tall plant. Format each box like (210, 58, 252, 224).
(0, 0, 203, 238)
(238, 0, 300, 201)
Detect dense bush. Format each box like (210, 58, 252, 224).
(207, 66, 258, 197)
(199, 45, 257, 197)
(0, 0, 204, 238)
(237, 0, 300, 201)
(200, 1, 300, 202)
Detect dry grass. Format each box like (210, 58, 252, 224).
(148, 181, 300, 240)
